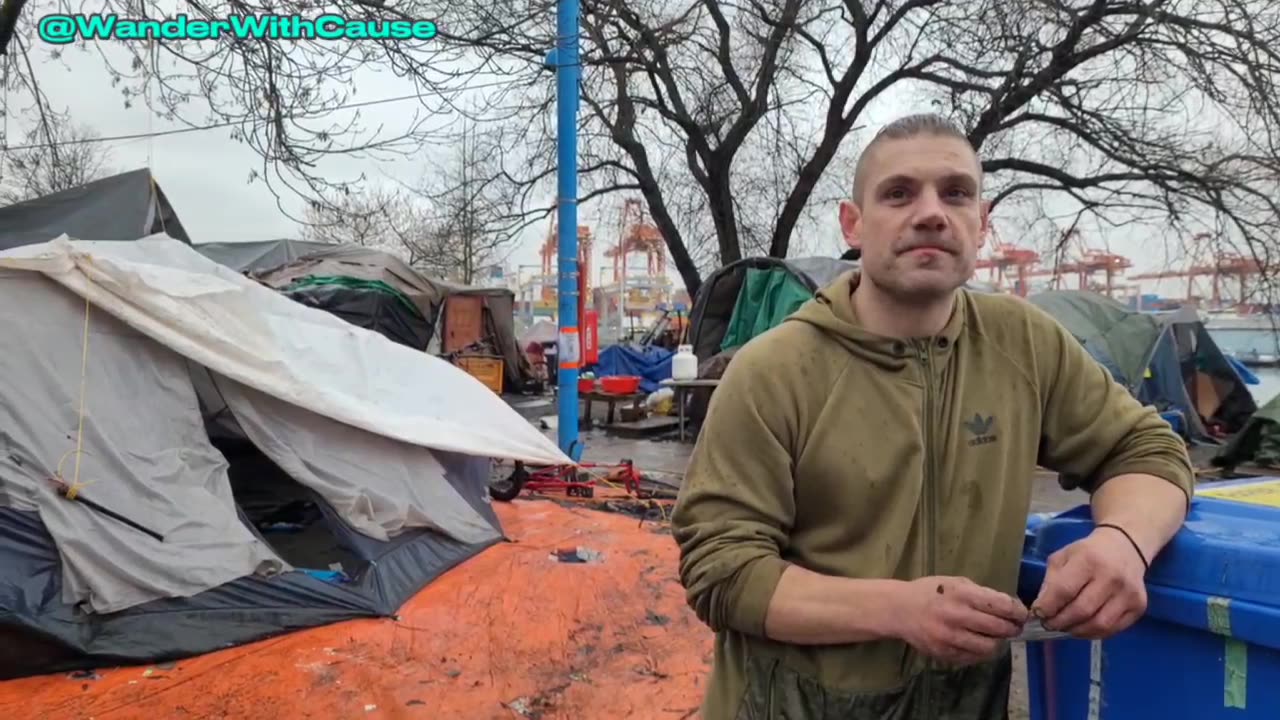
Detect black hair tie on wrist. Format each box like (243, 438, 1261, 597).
(1095, 523, 1150, 573)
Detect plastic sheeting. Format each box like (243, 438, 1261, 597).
(194, 238, 336, 273)
(0, 498, 709, 707)
(0, 168, 192, 251)
(1217, 391, 1280, 468)
(282, 281, 432, 350)
(254, 245, 536, 390)
(0, 235, 570, 467)
(718, 267, 814, 351)
(688, 255, 857, 361)
(589, 345, 674, 394)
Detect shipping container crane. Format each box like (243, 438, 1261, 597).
(1077, 247, 1133, 297)
(1129, 233, 1262, 308)
(538, 213, 594, 307)
(973, 227, 1041, 297)
(605, 198, 666, 280)
(1028, 229, 1131, 297)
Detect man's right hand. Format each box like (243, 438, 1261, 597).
(892, 576, 1029, 666)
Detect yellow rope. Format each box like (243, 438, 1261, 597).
(54, 296, 94, 501)
(74, 296, 89, 486)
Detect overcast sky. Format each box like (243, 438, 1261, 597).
(9, 26, 1221, 299)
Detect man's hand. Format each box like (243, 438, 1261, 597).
(1032, 526, 1148, 639)
(894, 576, 1028, 666)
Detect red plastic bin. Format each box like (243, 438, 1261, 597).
(599, 375, 640, 394)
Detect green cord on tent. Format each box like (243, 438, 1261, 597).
(282, 275, 423, 317)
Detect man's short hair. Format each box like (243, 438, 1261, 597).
(851, 113, 977, 204)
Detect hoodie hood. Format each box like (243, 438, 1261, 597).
(784, 270, 968, 371)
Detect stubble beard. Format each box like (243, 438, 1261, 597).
(873, 256, 971, 306)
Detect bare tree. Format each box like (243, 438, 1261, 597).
(529, 0, 1280, 295)
(299, 184, 408, 256)
(0, 110, 113, 203)
(394, 120, 523, 284)
(4, 0, 1279, 296)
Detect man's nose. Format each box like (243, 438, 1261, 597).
(911, 188, 948, 231)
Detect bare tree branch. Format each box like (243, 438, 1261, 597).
(0, 0, 1275, 298)
(0, 109, 113, 202)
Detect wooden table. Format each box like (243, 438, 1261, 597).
(659, 378, 722, 441)
(580, 390, 647, 430)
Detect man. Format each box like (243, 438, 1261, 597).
(670, 113, 1193, 719)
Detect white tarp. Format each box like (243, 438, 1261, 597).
(211, 374, 500, 544)
(0, 235, 572, 468)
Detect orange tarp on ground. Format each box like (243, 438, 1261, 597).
(0, 498, 713, 720)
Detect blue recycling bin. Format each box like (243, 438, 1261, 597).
(1018, 476, 1280, 718)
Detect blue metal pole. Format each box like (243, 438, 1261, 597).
(554, 0, 581, 459)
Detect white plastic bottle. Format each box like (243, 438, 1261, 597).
(672, 344, 698, 381)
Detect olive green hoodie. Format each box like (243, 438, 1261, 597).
(671, 271, 1194, 719)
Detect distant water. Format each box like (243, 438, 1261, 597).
(1249, 367, 1280, 406)
(1204, 327, 1280, 405)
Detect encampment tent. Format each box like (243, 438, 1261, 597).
(194, 238, 337, 273)
(688, 256, 858, 361)
(1028, 290, 1256, 442)
(1213, 391, 1280, 469)
(0, 168, 191, 250)
(252, 245, 535, 390)
(678, 257, 857, 428)
(0, 235, 568, 679)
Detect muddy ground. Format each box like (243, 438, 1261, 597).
(567, 426, 1085, 720)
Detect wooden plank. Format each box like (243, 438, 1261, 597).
(443, 295, 485, 352)
(603, 416, 681, 438)
(660, 379, 721, 388)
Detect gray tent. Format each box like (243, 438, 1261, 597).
(194, 238, 337, 273)
(0, 260, 504, 679)
(0, 168, 191, 250)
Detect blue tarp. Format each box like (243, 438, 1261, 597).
(1227, 355, 1261, 385)
(589, 344, 674, 394)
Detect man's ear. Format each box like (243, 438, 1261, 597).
(839, 199, 862, 249)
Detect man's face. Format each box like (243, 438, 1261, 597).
(839, 135, 990, 303)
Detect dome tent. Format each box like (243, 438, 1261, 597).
(0, 235, 568, 679)
(1027, 289, 1256, 443)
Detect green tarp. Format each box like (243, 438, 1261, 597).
(1027, 290, 1161, 391)
(1215, 391, 1280, 468)
(719, 268, 814, 351)
(282, 275, 420, 315)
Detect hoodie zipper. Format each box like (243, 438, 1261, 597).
(918, 340, 938, 712)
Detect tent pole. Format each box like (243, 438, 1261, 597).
(554, 0, 582, 459)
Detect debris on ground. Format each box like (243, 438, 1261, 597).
(553, 546, 603, 563)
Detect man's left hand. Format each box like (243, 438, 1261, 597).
(1030, 526, 1148, 639)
